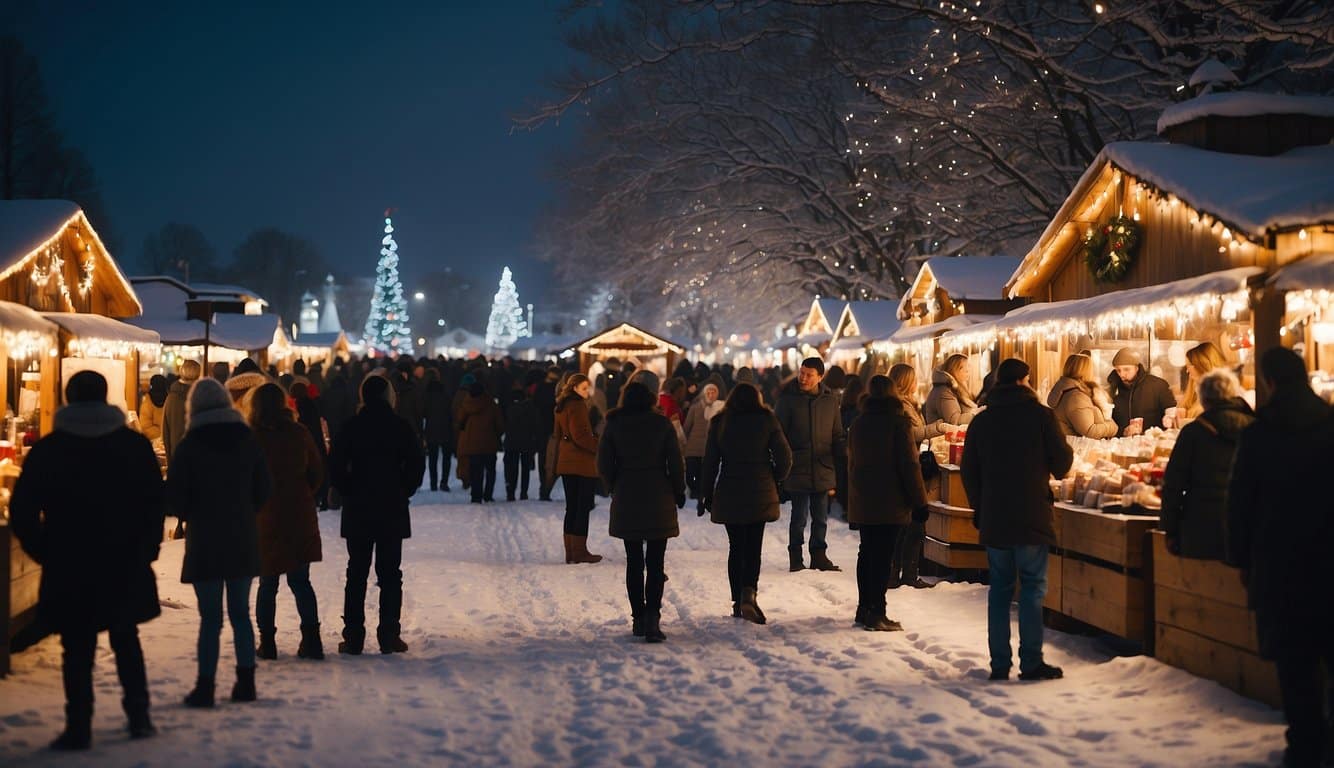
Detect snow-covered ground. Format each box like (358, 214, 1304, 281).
(0, 487, 1286, 766)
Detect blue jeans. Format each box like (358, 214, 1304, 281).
(788, 492, 829, 554)
(194, 577, 256, 676)
(986, 545, 1048, 675)
(256, 564, 319, 633)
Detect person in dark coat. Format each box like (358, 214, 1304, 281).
(168, 377, 271, 708)
(10, 371, 166, 749)
(1160, 369, 1254, 560)
(393, 366, 426, 447)
(249, 383, 326, 661)
(846, 375, 930, 633)
(504, 382, 540, 501)
(422, 368, 454, 492)
(1226, 347, 1334, 768)
(534, 366, 560, 500)
(699, 382, 793, 624)
(961, 359, 1073, 682)
(774, 357, 846, 572)
(328, 374, 425, 655)
(290, 381, 329, 510)
(554, 373, 603, 563)
(1107, 347, 1176, 435)
(161, 358, 200, 467)
(597, 382, 686, 642)
(456, 380, 505, 503)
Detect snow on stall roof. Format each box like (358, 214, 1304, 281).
(190, 282, 268, 304)
(0, 200, 80, 271)
(1270, 252, 1334, 291)
(842, 300, 901, 341)
(924, 256, 1020, 300)
(890, 314, 1002, 345)
(1158, 91, 1334, 133)
(0, 300, 59, 336)
(816, 298, 846, 327)
(995, 267, 1262, 330)
(1104, 141, 1334, 237)
(1188, 59, 1240, 89)
(290, 331, 346, 348)
(41, 312, 160, 346)
(123, 313, 280, 350)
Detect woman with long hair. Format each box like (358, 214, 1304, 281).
(887, 364, 945, 443)
(1178, 341, 1230, 421)
(699, 383, 793, 624)
(248, 383, 325, 661)
(848, 375, 930, 629)
(923, 354, 979, 426)
(554, 373, 603, 563)
(885, 364, 941, 590)
(597, 382, 686, 642)
(1047, 354, 1118, 438)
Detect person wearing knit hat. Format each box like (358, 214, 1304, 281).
(168, 376, 270, 709)
(162, 360, 202, 466)
(224, 358, 271, 422)
(960, 358, 1073, 683)
(1107, 347, 1176, 436)
(9, 371, 166, 749)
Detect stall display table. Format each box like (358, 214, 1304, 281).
(1149, 531, 1279, 707)
(1054, 503, 1157, 642)
(924, 465, 987, 570)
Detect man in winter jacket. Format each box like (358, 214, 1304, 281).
(10, 371, 166, 749)
(328, 374, 426, 655)
(775, 357, 847, 572)
(1226, 348, 1334, 768)
(961, 359, 1073, 682)
(504, 382, 540, 500)
(1107, 347, 1175, 435)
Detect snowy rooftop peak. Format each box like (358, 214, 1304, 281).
(1158, 91, 1334, 134)
(1188, 59, 1240, 92)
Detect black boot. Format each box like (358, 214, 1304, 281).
(378, 633, 409, 654)
(50, 705, 91, 751)
(297, 623, 324, 660)
(338, 625, 365, 655)
(127, 709, 156, 739)
(644, 613, 666, 643)
(739, 588, 767, 625)
(810, 551, 842, 572)
(789, 548, 805, 572)
(184, 676, 215, 708)
(257, 629, 277, 660)
(231, 666, 256, 702)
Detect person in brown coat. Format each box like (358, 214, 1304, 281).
(554, 373, 602, 563)
(249, 383, 326, 662)
(699, 382, 793, 624)
(1047, 354, 1118, 438)
(597, 382, 686, 642)
(456, 380, 505, 503)
(847, 375, 930, 632)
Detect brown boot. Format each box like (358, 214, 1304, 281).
(562, 534, 575, 564)
(569, 535, 603, 564)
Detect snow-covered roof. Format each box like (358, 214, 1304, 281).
(190, 282, 268, 305)
(799, 297, 845, 338)
(1270, 252, 1334, 292)
(838, 301, 901, 342)
(1188, 59, 1240, 90)
(568, 323, 687, 355)
(41, 312, 160, 358)
(0, 200, 142, 317)
(830, 336, 869, 351)
(923, 256, 1020, 300)
(510, 332, 579, 352)
(289, 331, 348, 349)
(1158, 91, 1334, 134)
(0, 300, 60, 356)
(995, 267, 1262, 331)
(889, 314, 1003, 345)
(123, 313, 281, 351)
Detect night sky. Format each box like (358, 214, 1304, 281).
(9, 0, 578, 311)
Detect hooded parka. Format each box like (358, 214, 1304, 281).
(847, 396, 929, 526)
(701, 408, 793, 525)
(1047, 377, 1119, 438)
(598, 407, 685, 540)
(1160, 398, 1254, 560)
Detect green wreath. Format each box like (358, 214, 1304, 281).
(1083, 216, 1141, 284)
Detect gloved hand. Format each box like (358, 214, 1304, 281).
(697, 497, 711, 517)
(912, 505, 931, 523)
(675, 492, 686, 510)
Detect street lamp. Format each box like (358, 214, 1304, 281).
(413, 291, 425, 301)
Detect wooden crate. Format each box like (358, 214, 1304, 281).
(925, 502, 979, 545)
(938, 465, 969, 508)
(1151, 531, 1248, 608)
(1058, 503, 1155, 568)
(1061, 557, 1147, 641)
(9, 532, 39, 631)
(1045, 552, 1063, 612)
(1155, 624, 1280, 708)
(923, 536, 988, 570)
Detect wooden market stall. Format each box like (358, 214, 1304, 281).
(827, 301, 900, 374)
(126, 276, 285, 374)
(566, 323, 687, 379)
(795, 298, 846, 360)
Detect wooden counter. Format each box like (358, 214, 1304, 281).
(1054, 503, 1156, 642)
(1149, 531, 1279, 707)
(923, 465, 986, 570)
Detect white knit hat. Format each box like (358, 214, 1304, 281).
(187, 378, 235, 423)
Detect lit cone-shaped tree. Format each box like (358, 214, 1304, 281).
(485, 266, 528, 352)
(362, 212, 413, 354)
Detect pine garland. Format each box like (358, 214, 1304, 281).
(1083, 216, 1141, 284)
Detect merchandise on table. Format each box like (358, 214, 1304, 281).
(1052, 431, 1177, 512)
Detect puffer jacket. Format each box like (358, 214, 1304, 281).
(847, 396, 928, 526)
(1047, 377, 1118, 439)
(598, 407, 685, 540)
(701, 407, 793, 525)
(923, 370, 978, 426)
(1160, 398, 1253, 560)
(773, 380, 845, 493)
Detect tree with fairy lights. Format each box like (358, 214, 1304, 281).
(362, 211, 413, 354)
(485, 267, 528, 352)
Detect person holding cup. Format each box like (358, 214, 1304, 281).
(1107, 348, 1175, 436)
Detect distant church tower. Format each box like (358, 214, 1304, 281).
(299, 291, 320, 335)
(318, 274, 343, 333)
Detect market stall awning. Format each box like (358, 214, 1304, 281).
(41, 311, 161, 359)
(1270, 252, 1334, 291)
(889, 314, 1003, 345)
(0, 300, 60, 357)
(830, 336, 868, 351)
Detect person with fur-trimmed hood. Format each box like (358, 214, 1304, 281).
(223, 357, 270, 421)
(10, 371, 166, 750)
(169, 377, 271, 708)
(327, 374, 425, 655)
(682, 375, 726, 498)
(598, 382, 686, 642)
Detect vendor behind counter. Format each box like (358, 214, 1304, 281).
(1108, 347, 1176, 436)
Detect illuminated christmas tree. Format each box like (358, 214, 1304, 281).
(362, 212, 413, 354)
(485, 266, 528, 351)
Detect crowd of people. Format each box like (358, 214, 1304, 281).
(7, 345, 1332, 766)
